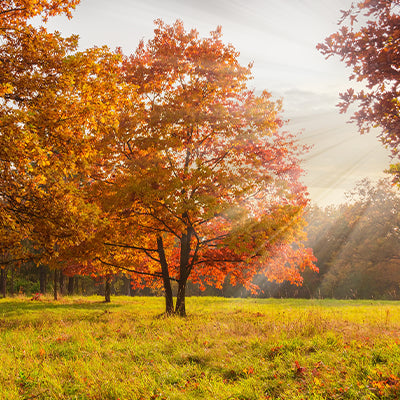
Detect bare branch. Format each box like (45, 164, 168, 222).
(103, 241, 160, 263)
(193, 257, 244, 265)
(0, 7, 26, 16)
(0, 256, 35, 266)
(96, 257, 179, 282)
(104, 242, 158, 252)
(200, 233, 230, 245)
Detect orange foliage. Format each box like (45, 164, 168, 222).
(0, 1, 123, 266)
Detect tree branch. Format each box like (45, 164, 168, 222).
(103, 241, 160, 262)
(104, 242, 158, 252)
(0, 256, 35, 266)
(96, 258, 178, 282)
(0, 7, 26, 16)
(193, 257, 244, 265)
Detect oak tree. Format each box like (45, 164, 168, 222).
(91, 20, 316, 315)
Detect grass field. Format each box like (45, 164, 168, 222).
(1, 296, 400, 400)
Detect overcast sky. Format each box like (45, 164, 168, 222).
(43, 0, 391, 206)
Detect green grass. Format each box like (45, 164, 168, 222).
(1, 296, 400, 399)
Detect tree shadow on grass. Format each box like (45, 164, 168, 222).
(0, 298, 127, 331)
(0, 298, 122, 314)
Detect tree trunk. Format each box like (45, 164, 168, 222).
(157, 236, 174, 315)
(0, 268, 6, 298)
(175, 278, 188, 317)
(67, 276, 74, 295)
(81, 276, 85, 294)
(74, 276, 79, 294)
(39, 264, 46, 294)
(104, 276, 111, 303)
(123, 275, 132, 296)
(53, 270, 58, 300)
(10, 266, 14, 297)
(59, 271, 64, 296)
(175, 227, 192, 317)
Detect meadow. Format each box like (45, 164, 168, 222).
(0, 296, 399, 400)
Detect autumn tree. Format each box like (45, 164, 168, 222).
(89, 20, 316, 315)
(317, 0, 400, 179)
(0, 1, 125, 273)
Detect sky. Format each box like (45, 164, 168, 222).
(43, 0, 391, 206)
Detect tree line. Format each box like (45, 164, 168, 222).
(2, 177, 400, 301)
(264, 178, 400, 300)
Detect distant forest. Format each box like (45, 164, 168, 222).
(264, 178, 400, 300)
(1, 178, 398, 301)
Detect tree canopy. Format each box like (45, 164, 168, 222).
(317, 0, 400, 180)
(0, 0, 123, 267)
